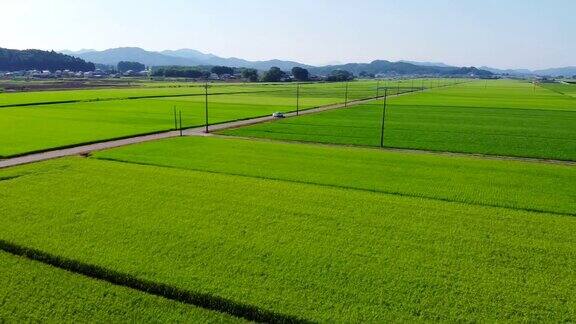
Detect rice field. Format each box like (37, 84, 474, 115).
(0, 251, 244, 322)
(540, 82, 576, 98)
(94, 136, 575, 216)
(0, 80, 410, 157)
(222, 80, 576, 160)
(1, 151, 575, 322)
(1, 78, 574, 322)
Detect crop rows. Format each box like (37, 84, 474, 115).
(222, 80, 576, 160)
(93, 136, 575, 216)
(0, 144, 574, 321)
(0, 251, 243, 322)
(0, 80, 439, 157)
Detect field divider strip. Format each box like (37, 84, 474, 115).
(1, 89, 415, 168)
(537, 83, 576, 99)
(200, 88, 424, 134)
(0, 238, 313, 324)
(92, 156, 575, 218)
(0, 89, 285, 109)
(215, 133, 576, 166)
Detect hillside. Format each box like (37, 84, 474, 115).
(309, 60, 493, 77)
(65, 47, 312, 71)
(0, 48, 94, 72)
(533, 66, 576, 77)
(60, 47, 492, 76)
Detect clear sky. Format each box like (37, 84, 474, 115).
(2, 0, 574, 69)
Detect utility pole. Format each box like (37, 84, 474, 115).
(380, 88, 388, 148)
(173, 106, 177, 130)
(397, 80, 400, 94)
(179, 110, 183, 136)
(204, 81, 209, 133)
(296, 83, 300, 116)
(344, 82, 349, 107)
(376, 79, 380, 98)
(421, 78, 424, 90)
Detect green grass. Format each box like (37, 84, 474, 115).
(222, 80, 576, 160)
(0, 83, 269, 107)
(0, 251, 244, 322)
(1, 153, 575, 322)
(94, 136, 576, 216)
(0, 79, 404, 107)
(540, 82, 576, 98)
(0, 80, 403, 157)
(0, 95, 294, 157)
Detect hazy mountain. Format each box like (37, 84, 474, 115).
(309, 60, 493, 77)
(533, 66, 576, 77)
(480, 66, 534, 76)
(61, 47, 312, 70)
(161, 48, 218, 61)
(162, 49, 313, 70)
(59, 49, 96, 55)
(57, 47, 493, 76)
(70, 47, 194, 66)
(400, 60, 455, 68)
(478, 66, 576, 77)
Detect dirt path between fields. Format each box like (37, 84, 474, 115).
(0, 94, 395, 169)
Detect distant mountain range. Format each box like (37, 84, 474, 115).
(307, 60, 492, 77)
(479, 66, 576, 77)
(57, 47, 491, 76)
(399, 60, 455, 68)
(60, 47, 312, 71)
(535, 66, 576, 77)
(408, 61, 576, 77)
(57, 47, 573, 77)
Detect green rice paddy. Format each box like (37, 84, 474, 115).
(541, 82, 576, 98)
(0, 80, 411, 157)
(1, 78, 574, 322)
(0, 251, 244, 322)
(94, 136, 575, 215)
(222, 80, 576, 160)
(1, 153, 575, 322)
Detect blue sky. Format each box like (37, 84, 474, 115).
(2, 0, 574, 69)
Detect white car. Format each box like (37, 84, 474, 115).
(272, 112, 285, 118)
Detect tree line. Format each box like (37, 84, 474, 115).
(0, 48, 94, 72)
(151, 64, 353, 82)
(117, 61, 146, 73)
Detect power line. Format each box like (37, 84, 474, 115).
(204, 81, 209, 133)
(296, 83, 300, 116)
(380, 88, 388, 148)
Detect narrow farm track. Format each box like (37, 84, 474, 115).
(0, 88, 284, 108)
(0, 92, 405, 169)
(3, 84, 572, 168)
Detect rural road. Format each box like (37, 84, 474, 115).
(0, 94, 392, 169)
(2, 88, 573, 169)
